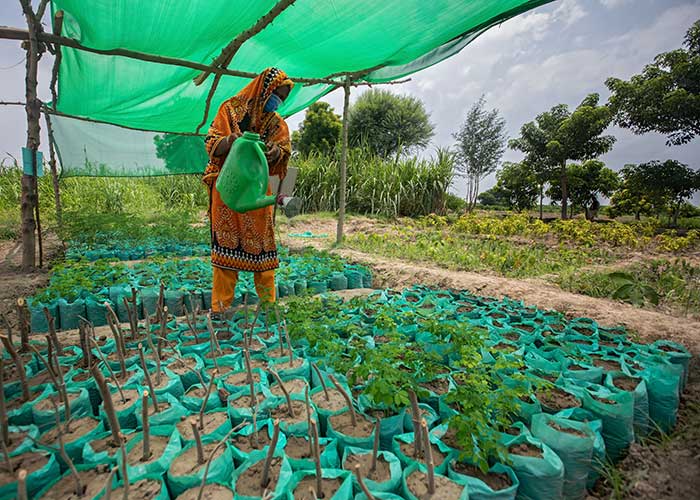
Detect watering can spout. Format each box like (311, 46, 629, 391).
(216, 132, 275, 213)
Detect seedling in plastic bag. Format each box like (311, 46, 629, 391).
(141, 391, 151, 461)
(310, 419, 323, 497)
(354, 464, 377, 500)
(91, 363, 122, 446)
(329, 374, 356, 425)
(102, 466, 118, 500)
(0, 333, 29, 401)
(199, 370, 218, 430)
(90, 337, 126, 403)
(421, 419, 435, 494)
(270, 370, 294, 417)
(261, 419, 281, 489)
(138, 344, 160, 412)
(17, 468, 28, 500)
(311, 363, 330, 401)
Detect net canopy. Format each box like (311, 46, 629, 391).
(49, 0, 553, 176)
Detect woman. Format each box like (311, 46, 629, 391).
(202, 67, 293, 313)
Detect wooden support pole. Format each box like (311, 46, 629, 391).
(336, 77, 351, 246)
(18, 0, 42, 270)
(193, 0, 297, 86)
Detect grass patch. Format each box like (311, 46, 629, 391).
(346, 227, 615, 278)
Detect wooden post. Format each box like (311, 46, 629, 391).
(336, 77, 351, 246)
(46, 10, 64, 229)
(19, 0, 42, 270)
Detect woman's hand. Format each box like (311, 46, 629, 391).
(264, 144, 281, 164)
(213, 133, 240, 157)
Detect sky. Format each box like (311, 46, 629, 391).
(1, 0, 699, 200)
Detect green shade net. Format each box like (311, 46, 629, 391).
(50, 0, 553, 176)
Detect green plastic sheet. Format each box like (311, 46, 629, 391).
(49, 0, 554, 176)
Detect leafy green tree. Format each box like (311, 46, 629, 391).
(291, 102, 342, 156)
(453, 97, 508, 212)
(608, 164, 658, 220)
(347, 89, 434, 158)
(606, 20, 700, 145)
(153, 133, 208, 174)
(476, 188, 505, 207)
(645, 160, 699, 226)
(510, 94, 616, 219)
(548, 160, 619, 220)
(492, 161, 539, 212)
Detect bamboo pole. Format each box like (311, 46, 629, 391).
(336, 77, 351, 245)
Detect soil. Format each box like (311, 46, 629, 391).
(400, 441, 446, 466)
(452, 461, 512, 490)
(343, 451, 391, 483)
(407, 469, 464, 499)
(170, 442, 224, 476)
(34, 390, 84, 412)
(269, 400, 310, 425)
(269, 377, 307, 397)
(178, 483, 234, 500)
(312, 388, 348, 412)
(234, 456, 282, 497)
(328, 411, 373, 437)
(229, 392, 265, 408)
(39, 416, 100, 445)
(108, 479, 162, 499)
(590, 356, 622, 373)
(89, 432, 138, 454)
(112, 369, 140, 384)
(126, 434, 169, 463)
(285, 435, 327, 460)
(567, 363, 587, 371)
(548, 421, 588, 438)
(509, 442, 543, 458)
(503, 332, 521, 341)
(225, 370, 263, 388)
(166, 357, 198, 376)
(293, 476, 343, 499)
(185, 383, 216, 399)
(592, 394, 618, 405)
(234, 339, 266, 351)
(142, 401, 172, 417)
(28, 365, 70, 386)
(176, 411, 229, 440)
(536, 387, 581, 411)
(39, 465, 111, 500)
(420, 377, 449, 395)
(232, 428, 272, 453)
(613, 375, 642, 392)
(0, 451, 49, 483)
(112, 389, 140, 411)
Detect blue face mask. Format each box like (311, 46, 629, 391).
(264, 93, 282, 113)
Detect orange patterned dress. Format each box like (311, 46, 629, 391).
(202, 68, 293, 272)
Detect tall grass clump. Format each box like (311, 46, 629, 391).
(293, 147, 454, 218)
(0, 157, 208, 240)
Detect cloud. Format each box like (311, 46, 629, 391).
(600, 0, 633, 9)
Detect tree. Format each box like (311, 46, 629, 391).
(153, 134, 208, 173)
(606, 20, 700, 145)
(608, 164, 658, 220)
(493, 161, 539, 212)
(453, 97, 508, 212)
(291, 102, 342, 156)
(476, 189, 504, 207)
(548, 160, 619, 220)
(644, 160, 699, 226)
(510, 94, 616, 219)
(347, 89, 434, 158)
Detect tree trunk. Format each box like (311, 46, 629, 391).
(635, 210, 640, 221)
(672, 202, 680, 227)
(20, 2, 41, 270)
(539, 184, 543, 220)
(560, 169, 569, 220)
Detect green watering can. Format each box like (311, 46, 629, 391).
(216, 131, 276, 212)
